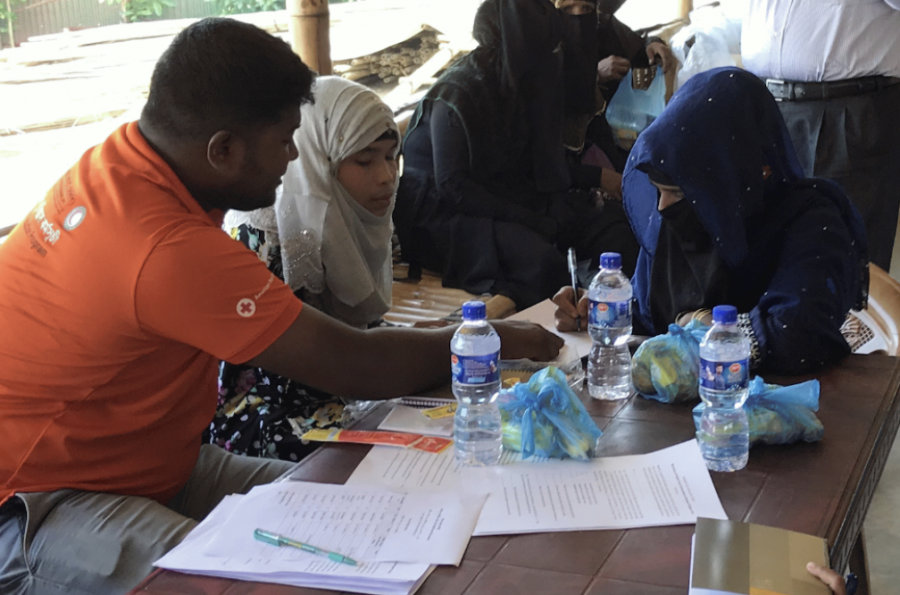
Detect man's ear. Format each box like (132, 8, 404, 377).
(207, 130, 246, 175)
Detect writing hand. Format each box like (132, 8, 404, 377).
(552, 286, 589, 332)
(493, 320, 564, 362)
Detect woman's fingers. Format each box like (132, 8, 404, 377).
(552, 287, 588, 332)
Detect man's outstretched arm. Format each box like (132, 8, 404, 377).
(248, 305, 563, 399)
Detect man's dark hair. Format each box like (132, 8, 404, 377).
(142, 18, 315, 140)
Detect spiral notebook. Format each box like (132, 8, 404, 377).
(399, 396, 455, 409)
(377, 405, 454, 437)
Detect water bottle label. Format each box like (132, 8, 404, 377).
(451, 351, 500, 384)
(588, 299, 631, 329)
(699, 358, 749, 391)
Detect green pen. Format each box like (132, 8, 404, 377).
(253, 528, 359, 566)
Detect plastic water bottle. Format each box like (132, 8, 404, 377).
(587, 252, 633, 400)
(451, 301, 502, 466)
(697, 305, 751, 472)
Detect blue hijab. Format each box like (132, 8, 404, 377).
(623, 67, 868, 334)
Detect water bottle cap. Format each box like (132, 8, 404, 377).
(712, 305, 738, 324)
(461, 301, 487, 321)
(600, 252, 622, 270)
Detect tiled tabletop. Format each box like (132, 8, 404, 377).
(130, 354, 900, 595)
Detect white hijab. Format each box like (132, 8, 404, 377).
(227, 77, 399, 326)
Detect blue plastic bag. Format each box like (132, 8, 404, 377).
(692, 377, 824, 446)
(632, 320, 710, 404)
(605, 67, 666, 133)
(498, 366, 602, 461)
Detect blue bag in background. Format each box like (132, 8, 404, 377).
(605, 66, 666, 134)
(692, 377, 824, 446)
(632, 320, 710, 404)
(498, 366, 602, 461)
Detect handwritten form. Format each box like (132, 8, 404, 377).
(342, 440, 727, 535)
(155, 495, 434, 595)
(201, 481, 485, 566)
(507, 298, 594, 359)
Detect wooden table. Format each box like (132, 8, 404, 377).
(130, 354, 900, 595)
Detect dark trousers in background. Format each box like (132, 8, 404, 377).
(777, 83, 900, 271)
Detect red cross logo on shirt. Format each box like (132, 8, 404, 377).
(236, 298, 256, 318)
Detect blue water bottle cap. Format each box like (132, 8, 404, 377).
(461, 301, 487, 321)
(712, 305, 738, 324)
(600, 252, 622, 270)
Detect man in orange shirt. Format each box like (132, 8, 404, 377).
(0, 19, 561, 595)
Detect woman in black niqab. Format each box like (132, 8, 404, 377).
(394, 0, 638, 309)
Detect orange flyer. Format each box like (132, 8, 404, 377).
(301, 428, 452, 454)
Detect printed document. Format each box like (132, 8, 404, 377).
(155, 495, 434, 595)
(345, 440, 727, 535)
(202, 481, 485, 566)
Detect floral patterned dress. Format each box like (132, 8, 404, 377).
(207, 224, 348, 462)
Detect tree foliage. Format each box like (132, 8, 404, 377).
(104, 0, 177, 23)
(206, 0, 283, 16)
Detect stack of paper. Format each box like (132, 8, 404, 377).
(155, 482, 487, 595)
(341, 440, 728, 535)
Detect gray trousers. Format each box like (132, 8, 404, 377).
(0, 445, 293, 595)
(777, 83, 900, 271)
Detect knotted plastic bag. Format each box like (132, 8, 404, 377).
(605, 66, 666, 134)
(632, 320, 710, 404)
(692, 377, 824, 446)
(498, 366, 602, 461)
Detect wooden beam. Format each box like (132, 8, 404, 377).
(286, 0, 332, 76)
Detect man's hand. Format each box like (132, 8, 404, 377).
(646, 41, 675, 73)
(806, 562, 846, 595)
(597, 56, 630, 84)
(492, 320, 564, 362)
(551, 286, 589, 332)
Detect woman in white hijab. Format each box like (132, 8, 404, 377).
(209, 77, 400, 461)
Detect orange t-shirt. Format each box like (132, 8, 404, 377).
(0, 122, 303, 507)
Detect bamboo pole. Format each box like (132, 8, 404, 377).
(5, 0, 15, 48)
(286, 0, 332, 76)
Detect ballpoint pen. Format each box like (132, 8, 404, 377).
(567, 247, 581, 331)
(253, 528, 359, 566)
(845, 572, 858, 595)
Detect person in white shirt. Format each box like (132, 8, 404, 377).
(741, 0, 900, 271)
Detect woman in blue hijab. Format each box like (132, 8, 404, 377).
(555, 67, 867, 375)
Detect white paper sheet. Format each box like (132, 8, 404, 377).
(346, 440, 728, 535)
(201, 481, 485, 566)
(155, 494, 435, 595)
(377, 404, 454, 437)
(507, 298, 593, 359)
